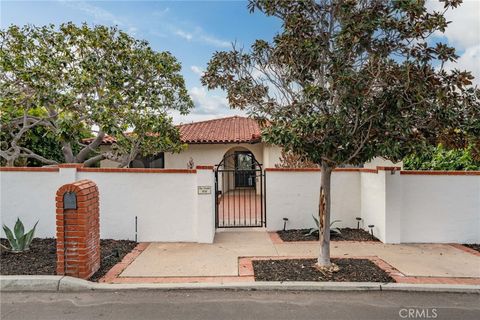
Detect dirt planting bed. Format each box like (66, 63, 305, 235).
(277, 228, 380, 242)
(253, 258, 394, 282)
(0, 238, 137, 282)
(463, 244, 480, 253)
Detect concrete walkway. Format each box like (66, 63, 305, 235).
(121, 231, 480, 279)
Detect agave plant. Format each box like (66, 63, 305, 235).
(2, 218, 38, 252)
(307, 215, 342, 236)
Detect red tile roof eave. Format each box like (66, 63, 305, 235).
(90, 139, 263, 145)
(84, 116, 263, 145)
(185, 139, 262, 145)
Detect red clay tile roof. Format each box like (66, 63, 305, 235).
(84, 116, 263, 145)
(96, 135, 118, 144)
(178, 116, 262, 144)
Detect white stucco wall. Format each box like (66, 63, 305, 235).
(100, 142, 285, 169)
(399, 174, 480, 243)
(166, 143, 265, 168)
(265, 168, 479, 244)
(1, 167, 216, 243)
(195, 168, 216, 243)
(2, 167, 478, 244)
(262, 145, 283, 169)
(364, 157, 403, 169)
(360, 171, 387, 242)
(0, 170, 63, 238)
(77, 171, 198, 242)
(265, 170, 361, 231)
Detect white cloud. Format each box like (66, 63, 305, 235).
(189, 87, 229, 115)
(426, 0, 480, 85)
(170, 87, 245, 123)
(152, 8, 170, 17)
(171, 112, 240, 124)
(59, 0, 137, 35)
(199, 35, 230, 48)
(60, 0, 122, 25)
(426, 0, 480, 50)
(175, 29, 193, 41)
(190, 65, 204, 76)
(444, 44, 480, 84)
(173, 27, 230, 48)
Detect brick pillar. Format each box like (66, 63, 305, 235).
(56, 179, 100, 279)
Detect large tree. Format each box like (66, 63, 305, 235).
(202, 0, 480, 268)
(1, 23, 193, 167)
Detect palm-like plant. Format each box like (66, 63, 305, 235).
(307, 215, 341, 236)
(2, 218, 38, 252)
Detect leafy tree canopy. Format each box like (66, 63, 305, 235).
(404, 144, 480, 171)
(202, 0, 480, 267)
(1, 23, 193, 167)
(0, 106, 92, 166)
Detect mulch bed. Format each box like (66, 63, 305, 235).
(277, 228, 380, 242)
(463, 244, 480, 253)
(0, 238, 137, 282)
(0, 238, 56, 275)
(253, 258, 395, 282)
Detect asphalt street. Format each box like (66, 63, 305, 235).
(1, 289, 479, 320)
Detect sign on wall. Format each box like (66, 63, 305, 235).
(197, 186, 212, 195)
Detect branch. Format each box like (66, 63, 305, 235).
(83, 154, 104, 167)
(75, 131, 105, 163)
(18, 147, 59, 165)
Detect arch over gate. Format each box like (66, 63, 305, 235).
(214, 152, 265, 228)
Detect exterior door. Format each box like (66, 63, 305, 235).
(235, 151, 255, 188)
(215, 152, 265, 228)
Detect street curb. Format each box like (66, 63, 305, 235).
(1, 276, 479, 293)
(0, 275, 64, 292)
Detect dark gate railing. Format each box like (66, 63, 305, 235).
(215, 153, 265, 228)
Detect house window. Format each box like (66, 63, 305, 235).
(129, 153, 165, 168)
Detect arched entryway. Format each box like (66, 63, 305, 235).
(215, 150, 265, 228)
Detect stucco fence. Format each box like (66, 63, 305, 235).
(266, 168, 480, 244)
(1, 165, 479, 244)
(0, 165, 215, 243)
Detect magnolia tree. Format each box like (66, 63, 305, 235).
(202, 0, 480, 268)
(0, 23, 193, 167)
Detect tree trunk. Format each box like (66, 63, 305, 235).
(317, 162, 333, 267)
(62, 142, 75, 163)
(6, 158, 14, 167)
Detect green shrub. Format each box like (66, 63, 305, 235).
(403, 144, 480, 171)
(2, 218, 38, 252)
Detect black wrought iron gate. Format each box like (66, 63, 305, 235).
(214, 152, 266, 228)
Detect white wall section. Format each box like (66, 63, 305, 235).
(1, 166, 478, 244)
(1, 167, 216, 243)
(265, 169, 480, 244)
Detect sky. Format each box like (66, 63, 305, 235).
(1, 0, 479, 124)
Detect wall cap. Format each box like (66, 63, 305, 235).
(58, 163, 84, 168)
(196, 165, 214, 170)
(265, 167, 385, 173)
(77, 167, 196, 173)
(265, 168, 321, 172)
(400, 170, 480, 176)
(0, 167, 59, 172)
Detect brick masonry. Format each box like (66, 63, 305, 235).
(56, 179, 100, 279)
